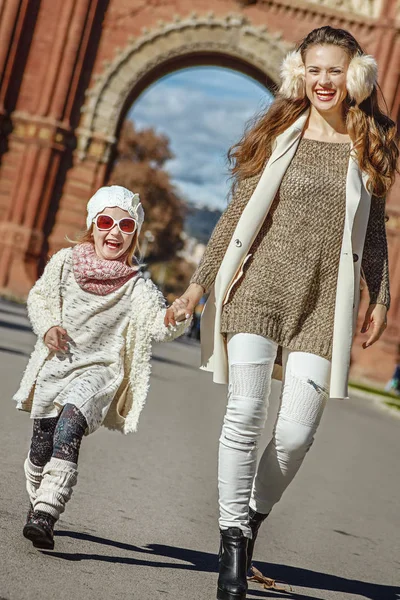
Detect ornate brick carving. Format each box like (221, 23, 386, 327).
(11, 114, 74, 151)
(304, 0, 382, 18)
(76, 12, 292, 162)
(236, 0, 383, 19)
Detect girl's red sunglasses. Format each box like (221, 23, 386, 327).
(93, 214, 137, 235)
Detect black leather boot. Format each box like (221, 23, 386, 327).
(217, 527, 248, 600)
(246, 508, 269, 573)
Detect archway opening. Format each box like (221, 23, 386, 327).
(108, 64, 273, 300)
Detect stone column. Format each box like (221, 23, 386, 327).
(47, 138, 110, 253)
(0, 0, 30, 115)
(0, 0, 106, 297)
(0, 116, 74, 294)
(374, 0, 400, 114)
(0, 0, 37, 222)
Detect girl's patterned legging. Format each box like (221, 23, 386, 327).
(29, 404, 87, 467)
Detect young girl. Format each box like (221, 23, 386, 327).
(13, 185, 189, 550)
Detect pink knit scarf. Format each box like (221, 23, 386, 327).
(72, 242, 139, 295)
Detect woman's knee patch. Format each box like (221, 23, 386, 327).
(230, 362, 273, 400)
(280, 371, 327, 428)
(222, 362, 274, 450)
(286, 352, 330, 390)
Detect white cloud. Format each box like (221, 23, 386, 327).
(128, 67, 273, 209)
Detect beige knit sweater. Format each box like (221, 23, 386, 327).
(191, 139, 390, 361)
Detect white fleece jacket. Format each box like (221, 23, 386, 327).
(13, 248, 189, 434)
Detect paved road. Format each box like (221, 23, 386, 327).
(0, 298, 399, 600)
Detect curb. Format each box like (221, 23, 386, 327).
(349, 386, 400, 420)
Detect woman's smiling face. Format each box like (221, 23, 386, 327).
(304, 44, 350, 115)
(92, 207, 134, 261)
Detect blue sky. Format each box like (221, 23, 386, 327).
(128, 67, 273, 210)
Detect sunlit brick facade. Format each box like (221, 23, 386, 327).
(0, 0, 399, 383)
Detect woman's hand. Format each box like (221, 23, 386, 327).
(168, 297, 190, 324)
(44, 326, 69, 352)
(165, 300, 190, 328)
(361, 304, 387, 349)
(164, 283, 205, 327)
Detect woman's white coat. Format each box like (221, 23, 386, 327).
(200, 110, 372, 399)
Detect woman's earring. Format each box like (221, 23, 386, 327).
(279, 50, 306, 100)
(346, 54, 377, 105)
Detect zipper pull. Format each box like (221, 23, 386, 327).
(307, 379, 326, 394)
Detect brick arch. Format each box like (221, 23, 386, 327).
(75, 13, 291, 164)
(48, 12, 291, 257)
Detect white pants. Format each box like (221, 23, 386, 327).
(219, 333, 330, 537)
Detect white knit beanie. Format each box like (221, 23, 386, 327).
(86, 185, 144, 233)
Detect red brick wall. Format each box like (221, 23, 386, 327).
(0, 0, 399, 384)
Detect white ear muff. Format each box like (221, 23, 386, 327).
(346, 54, 377, 104)
(279, 50, 306, 100)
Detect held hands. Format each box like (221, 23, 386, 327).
(165, 298, 190, 327)
(44, 326, 69, 353)
(164, 283, 205, 327)
(361, 303, 387, 349)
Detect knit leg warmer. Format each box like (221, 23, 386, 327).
(33, 457, 78, 520)
(24, 456, 44, 505)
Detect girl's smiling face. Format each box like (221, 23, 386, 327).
(304, 44, 350, 115)
(92, 207, 135, 261)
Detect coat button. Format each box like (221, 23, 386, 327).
(353, 253, 359, 262)
(234, 239, 242, 248)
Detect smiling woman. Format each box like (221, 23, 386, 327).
(129, 67, 272, 211)
(305, 46, 350, 116)
(168, 26, 399, 600)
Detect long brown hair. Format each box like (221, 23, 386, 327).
(228, 26, 399, 197)
(67, 226, 139, 266)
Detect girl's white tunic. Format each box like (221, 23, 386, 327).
(31, 260, 137, 433)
